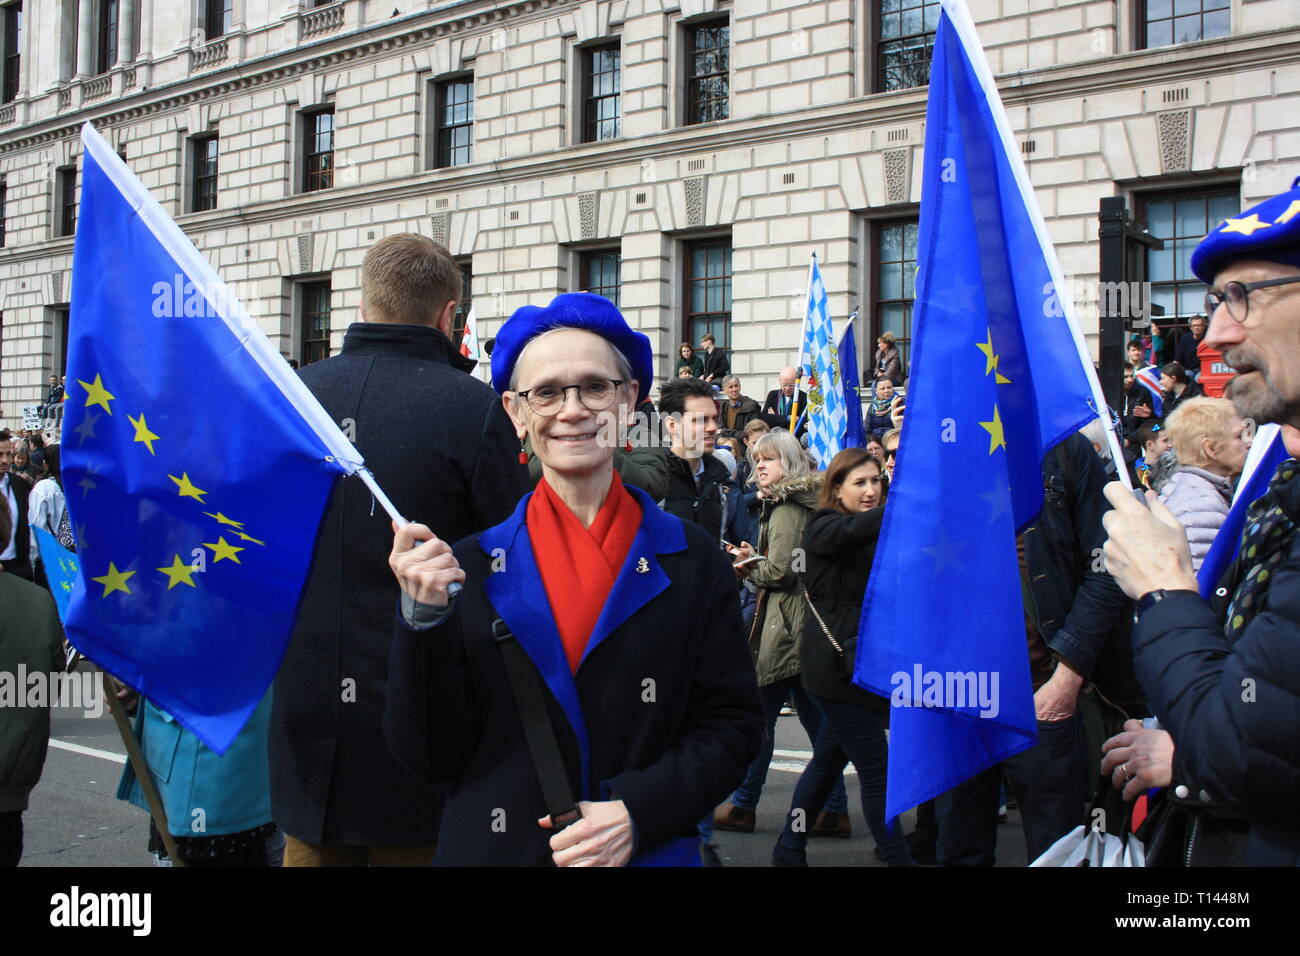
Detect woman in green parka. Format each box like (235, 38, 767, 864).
(713, 429, 850, 834)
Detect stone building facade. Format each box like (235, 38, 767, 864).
(1, 0, 1298, 427)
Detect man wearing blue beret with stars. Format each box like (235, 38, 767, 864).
(1100, 177, 1300, 865)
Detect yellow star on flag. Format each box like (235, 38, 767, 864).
(168, 472, 207, 502)
(78, 374, 116, 415)
(92, 562, 135, 597)
(1274, 200, 1300, 226)
(203, 511, 245, 529)
(156, 554, 199, 590)
(204, 536, 245, 564)
(1220, 214, 1271, 236)
(128, 413, 160, 455)
(235, 531, 266, 546)
(980, 405, 1007, 454)
(976, 330, 1012, 385)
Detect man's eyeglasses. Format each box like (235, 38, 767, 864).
(515, 379, 626, 416)
(1204, 276, 1300, 324)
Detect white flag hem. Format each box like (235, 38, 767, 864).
(938, 1, 1127, 481)
(79, 122, 365, 473)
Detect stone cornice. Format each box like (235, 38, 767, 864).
(0, 0, 576, 153)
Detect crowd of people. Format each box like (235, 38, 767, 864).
(3, 179, 1300, 869)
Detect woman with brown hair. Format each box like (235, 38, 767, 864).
(677, 341, 704, 378)
(771, 447, 914, 866)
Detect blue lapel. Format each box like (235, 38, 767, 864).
(480, 492, 593, 797)
(478, 484, 689, 799)
(579, 485, 687, 669)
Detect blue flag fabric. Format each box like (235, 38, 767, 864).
(839, 314, 866, 450)
(854, 0, 1102, 824)
(62, 124, 361, 753)
(34, 527, 79, 621)
(1197, 424, 1288, 599)
(1135, 365, 1165, 418)
(799, 256, 848, 468)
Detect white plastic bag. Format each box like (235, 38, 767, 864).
(1030, 824, 1146, 867)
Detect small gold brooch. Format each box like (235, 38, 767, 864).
(636, 557, 650, 574)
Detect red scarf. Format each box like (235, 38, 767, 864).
(527, 471, 642, 674)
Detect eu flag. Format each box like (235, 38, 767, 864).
(839, 312, 865, 450)
(62, 123, 362, 753)
(854, 0, 1105, 823)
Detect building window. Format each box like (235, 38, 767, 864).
(878, 0, 939, 93)
(206, 0, 232, 40)
(95, 0, 117, 74)
(1140, 0, 1229, 50)
(57, 166, 77, 237)
(302, 109, 334, 193)
(583, 45, 620, 143)
(686, 20, 729, 125)
(874, 219, 919, 369)
(191, 136, 218, 212)
(579, 249, 621, 308)
(1141, 187, 1238, 349)
(450, 259, 472, 349)
(0, 178, 7, 247)
(299, 281, 331, 366)
(2, 2, 20, 104)
(434, 77, 474, 169)
(685, 239, 732, 351)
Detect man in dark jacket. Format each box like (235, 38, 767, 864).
(659, 377, 728, 542)
(717, 375, 762, 439)
(1173, 315, 1207, 380)
(1120, 366, 1154, 438)
(1103, 180, 1300, 865)
(700, 332, 730, 383)
(0, 431, 32, 582)
(0, 501, 64, 866)
(937, 432, 1137, 866)
(270, 234, 530, 866)
(760, 367, 809, 434)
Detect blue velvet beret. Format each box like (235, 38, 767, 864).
(1191, 176, 1300, 283)
(490, 293, 654, 404)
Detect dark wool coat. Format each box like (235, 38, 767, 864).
(799, 505, 890, 712)
(760, 388, 810, 435)
(701, 348, 730, 382)
(270, 322, 530, 846)
(1134, 466, 1300, 866)
(662, 451, 729, 542)
(383, 486, 764, 865)
(1, 474, 31, 579)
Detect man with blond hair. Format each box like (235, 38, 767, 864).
(271, 233, 529, 866)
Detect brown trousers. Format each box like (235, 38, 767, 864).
(283, 834, 437, 867)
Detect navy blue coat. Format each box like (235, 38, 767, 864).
(384, 485, 764, 866)
(1133, 469, 1300, 865)
(270, 323, 529, 846)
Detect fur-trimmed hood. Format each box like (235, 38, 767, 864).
(764, 472, 823, 509)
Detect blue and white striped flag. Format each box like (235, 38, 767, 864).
(799, 254, 848, 468)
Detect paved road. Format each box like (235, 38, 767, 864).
(22, 681, 1029, 868)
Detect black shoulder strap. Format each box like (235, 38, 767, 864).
(492, 619, 582, 830)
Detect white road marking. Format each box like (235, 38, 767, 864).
(770, 750, 857, 775)
(48, 739, 126, 764)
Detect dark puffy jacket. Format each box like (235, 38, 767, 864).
(662, 452, 728, 542)
(1022, 433, 1144, 713)
(1134, 464, 1300, 866)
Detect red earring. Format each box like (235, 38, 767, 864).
(518, 438, 529, 465)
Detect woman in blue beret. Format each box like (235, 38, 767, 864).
(384, 293, 764, 866)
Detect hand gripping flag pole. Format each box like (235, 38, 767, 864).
(63, 122, 429, 754)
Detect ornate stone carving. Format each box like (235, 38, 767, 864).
(883, 148, 910, 204)
(194, 40, 229, 71)
(297, 234, 313, 274)
(303, 4, 345, 39)
(430, 213, 450, 248)
(685, 177, 705, 227)
(1158, 110, 1191, 174)
(579, 191, 597, 239)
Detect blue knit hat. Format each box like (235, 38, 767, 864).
(1191, 176, 1300, 283)
(490, 293, 654, 404)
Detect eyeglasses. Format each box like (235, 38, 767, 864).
(515, 379, 626, 416)
(1204, 276, 1300, 324)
